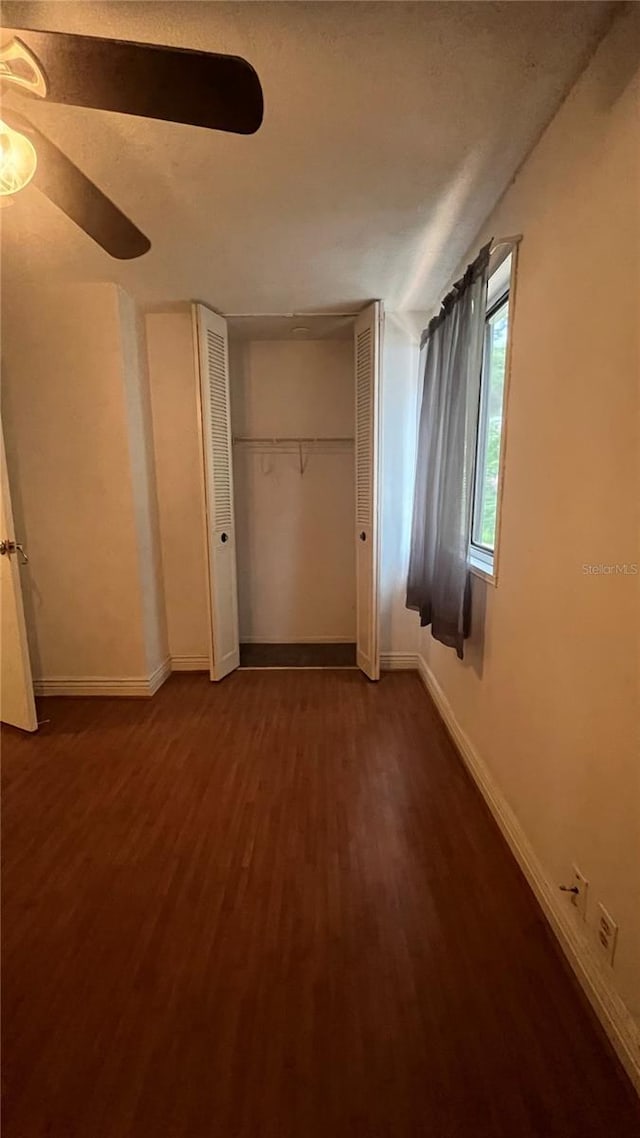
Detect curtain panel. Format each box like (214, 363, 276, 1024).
(406, 242, 491, 659)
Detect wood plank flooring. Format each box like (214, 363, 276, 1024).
(240, 642, 357, 667)
(2, 671, 639, 1138)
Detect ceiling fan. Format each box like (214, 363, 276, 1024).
(0, 26, 264, 258)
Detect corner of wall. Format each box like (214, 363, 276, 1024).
(145, 309, 210, 663)
(400, 12, 640, 1094)
(379, 311, 421, 656)
(1, 277, 158, 685)
(117, 289, 169, 683)
(414, 649, 640, 1096)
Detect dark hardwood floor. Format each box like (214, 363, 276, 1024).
(2, 671, 638, 1138)
(240, 641, 357, 667)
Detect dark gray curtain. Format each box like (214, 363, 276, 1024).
(406, 242, 491, 659)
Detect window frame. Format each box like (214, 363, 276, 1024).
(468, 244, 518, 585)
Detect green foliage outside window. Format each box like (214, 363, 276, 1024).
(476, 300, 508, 550)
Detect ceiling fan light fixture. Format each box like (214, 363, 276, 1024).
(0, 36, 48, 98)
(0, 118, 37, 196)
(0, 26, 263, 253)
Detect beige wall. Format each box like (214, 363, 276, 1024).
(118, 293, 168, 675)
(231, 339, 356, 643)
(1, 280, 167, 682)
(146, 311, 210, 664)
(380, 315, 420, 659)
(418, 9, 640, 1023)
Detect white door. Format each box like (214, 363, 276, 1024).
(192, 303, 240, 681)
(0, 427, 37, 731)
(354, 301, 382, 681)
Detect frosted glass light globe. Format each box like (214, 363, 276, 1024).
(0, 120, 37, 196)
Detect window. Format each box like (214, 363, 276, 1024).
(469, 250, 515, 581)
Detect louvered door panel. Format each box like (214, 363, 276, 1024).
(193, 304, 239, 681)
(207, 330, 233, 529)
(354, 302, 381, 681)
(356, 326, 372, 527)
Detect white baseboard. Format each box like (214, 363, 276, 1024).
(34, 656, 172, 698)
(35, 676, 153, 698)
(380, 652, 419, 670)
(148, 657, 172, 694)
(415, 653, 640, 1095)
(170, 655, 209, 672)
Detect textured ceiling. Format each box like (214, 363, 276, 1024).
(227, 314, 354, 342)
(1, 1, 615, 316)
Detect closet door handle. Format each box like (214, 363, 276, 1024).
(359, 531, 366, 542)
(0, 539, 28, 563)
(220, 532, 229, 543)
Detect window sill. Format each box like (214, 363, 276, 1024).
(468, 546, 496, 585)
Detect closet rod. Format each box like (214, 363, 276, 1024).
(224, 312, 361, 318)
(233, 436, 354, 444)
(490, 233, 522, 253)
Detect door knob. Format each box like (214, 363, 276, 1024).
(359, 531, 366, 542)
(221, 532, 229, 543)
(0, 539, 28, 563)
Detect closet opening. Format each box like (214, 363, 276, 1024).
(227, 315, 357, 669)
(194, 302, 381, 681)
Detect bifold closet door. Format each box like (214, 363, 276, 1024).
(192, 303, 240, 681)
(354, 301, 382, 681)
(0, 424, 37, 731)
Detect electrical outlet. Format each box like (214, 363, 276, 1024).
(597, 904, 618, 967)
(570, 865, 589, 920)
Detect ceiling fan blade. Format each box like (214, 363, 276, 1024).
(6, 28, 264, 135)
(4, 110, 151, 259)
